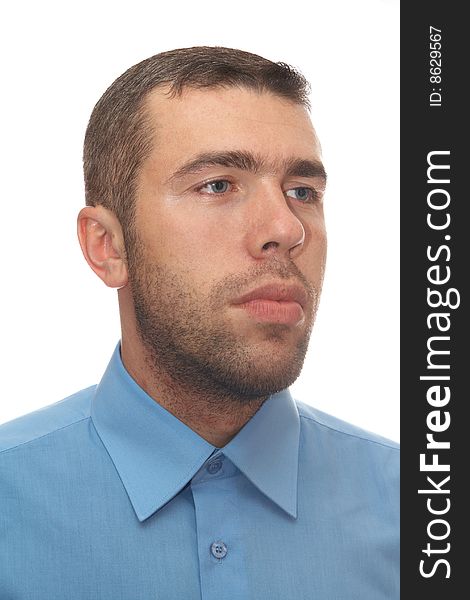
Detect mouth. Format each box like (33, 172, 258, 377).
(232, 282, 308, 326)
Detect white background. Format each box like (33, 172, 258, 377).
(0, 0, 399, 441)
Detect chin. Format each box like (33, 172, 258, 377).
(206, 339, 308, 400)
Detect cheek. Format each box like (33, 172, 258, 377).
(141, 208, 238, 274)
(300, 222, 327, 277)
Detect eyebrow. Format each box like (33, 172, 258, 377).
(166, 150, 327, 185)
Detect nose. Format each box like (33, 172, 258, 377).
(246, 185, 306, 259)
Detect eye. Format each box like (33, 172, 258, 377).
(285, 187, 318, 203)
(199, 180, 231, 194)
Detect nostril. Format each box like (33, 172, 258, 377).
(262, 241, 279, 251)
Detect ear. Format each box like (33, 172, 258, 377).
(77, 205, 128, 288)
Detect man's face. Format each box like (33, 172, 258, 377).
(127, 86, 327, 400)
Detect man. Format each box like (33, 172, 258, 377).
(0, 47, 399, 599)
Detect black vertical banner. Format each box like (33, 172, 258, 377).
(401, 4, 466, 597)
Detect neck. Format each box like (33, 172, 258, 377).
(120, 330, 266, 448)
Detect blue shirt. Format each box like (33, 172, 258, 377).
(0, 343, 399, 599)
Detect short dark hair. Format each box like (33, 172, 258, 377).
(83, 46, 310, 244)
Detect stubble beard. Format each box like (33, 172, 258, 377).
(126, 239, 320, 405)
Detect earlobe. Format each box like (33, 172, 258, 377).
(77, 206, 128, 289)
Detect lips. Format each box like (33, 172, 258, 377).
(234, 282, 308, 307)
(233, 282, 308, 325)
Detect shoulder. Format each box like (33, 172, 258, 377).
(295, 399, 400, 452)
(295, 400, 399, 504)
(0, 386, 96, 455)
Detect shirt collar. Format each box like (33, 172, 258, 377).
(91, 342, 300, 522)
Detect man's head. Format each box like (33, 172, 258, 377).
(83, 47, 312, 244)
(78, 47, 327, 401)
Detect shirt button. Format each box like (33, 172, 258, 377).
(207, 459, 222, 474)
(210, 541, 228, 559)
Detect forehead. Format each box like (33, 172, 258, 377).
(143, 86, 322, 170)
